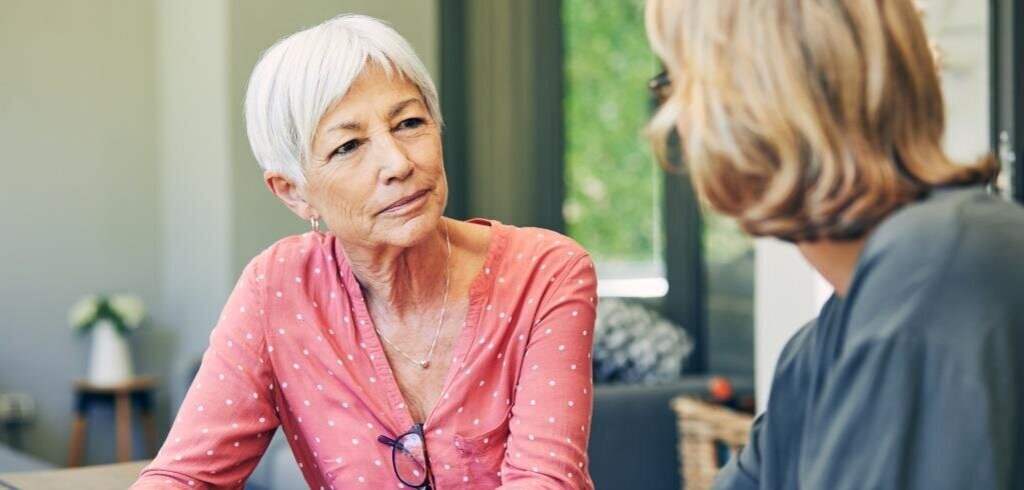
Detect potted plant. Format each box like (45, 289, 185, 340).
(68, 295, 146, 386)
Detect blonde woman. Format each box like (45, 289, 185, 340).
(645, 0, 1022, 488)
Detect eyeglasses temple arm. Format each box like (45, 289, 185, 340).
(377, 435, 402, 450)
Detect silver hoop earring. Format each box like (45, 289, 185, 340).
(310, 215, 320, 233)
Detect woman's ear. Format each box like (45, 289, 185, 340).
(264, 170, 317, 220)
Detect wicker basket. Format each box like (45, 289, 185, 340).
(671, 397, 754, 490)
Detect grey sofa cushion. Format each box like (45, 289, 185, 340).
(588, 379, 744, 490)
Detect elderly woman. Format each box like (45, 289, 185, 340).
(132, 15, 596, 490)
(646, 0, 1023, 489)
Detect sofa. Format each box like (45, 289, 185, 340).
(179, 358, 751, 489)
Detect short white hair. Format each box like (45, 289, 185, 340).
(244, 14, 442, 187)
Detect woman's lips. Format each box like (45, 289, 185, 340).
(379, 188, 430, 215)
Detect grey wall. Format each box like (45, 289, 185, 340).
(0, 0, 165, 466)
(0, 0, 438, 467)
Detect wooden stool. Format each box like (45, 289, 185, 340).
(67, 375, 158, 467)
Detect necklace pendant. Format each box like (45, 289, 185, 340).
(419, 360, 429, 369)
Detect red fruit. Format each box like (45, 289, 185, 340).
(708, 376, 734, 402)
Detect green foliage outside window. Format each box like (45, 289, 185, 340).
(564, 0, 752, 268)
(564, 0, 754, 375)
(563, 0, 662, 265)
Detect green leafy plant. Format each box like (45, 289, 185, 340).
(68, 295, 146, 335)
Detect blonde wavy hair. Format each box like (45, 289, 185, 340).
(645, 0, 998, 242)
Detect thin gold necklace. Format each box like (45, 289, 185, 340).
(372, 221, 451, 369)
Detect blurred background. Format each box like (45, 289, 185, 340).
(0, 0, 1020, 488)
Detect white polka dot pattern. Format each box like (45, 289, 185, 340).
(131, 221, 596, 489)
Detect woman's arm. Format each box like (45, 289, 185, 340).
(130, 259, 280, 489)
(499, 252, 597, 490)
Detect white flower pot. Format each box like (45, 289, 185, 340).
(87, 319, 134, 386)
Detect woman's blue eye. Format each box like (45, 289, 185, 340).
(397, 118, 425, 130)
(334, 139, 361, 157)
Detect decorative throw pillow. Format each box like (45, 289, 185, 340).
(592, 298, 694, 384)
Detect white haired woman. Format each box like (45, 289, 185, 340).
(645, 0, 1023, 488)
(131, 15, 597, 489)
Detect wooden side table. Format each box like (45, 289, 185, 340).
(67, 376, 159, 467)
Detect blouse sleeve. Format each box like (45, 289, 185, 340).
(499, 253, 597, 489)
(130, 259, 280, 489)
(712, 415, 764, 490)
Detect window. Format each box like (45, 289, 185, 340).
(563, 0, 754, 376)
(563, 0, 665, 298)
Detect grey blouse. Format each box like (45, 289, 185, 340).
(715, 186, 1024, 489)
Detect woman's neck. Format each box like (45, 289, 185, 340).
(343, 221, 450, 319)
(797, 236, 868, 297)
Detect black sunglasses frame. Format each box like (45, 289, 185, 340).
(377, 423, 436, 490)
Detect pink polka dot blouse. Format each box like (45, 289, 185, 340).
(131, 219, 597, 489)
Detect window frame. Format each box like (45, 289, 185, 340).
(991, 0, 1023, 203)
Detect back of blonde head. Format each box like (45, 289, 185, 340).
(646, 0, 997, 242)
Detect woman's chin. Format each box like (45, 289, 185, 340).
(376, 209, 443, 248)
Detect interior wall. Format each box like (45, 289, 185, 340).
(0, 0, 162, 465)
(157, 0, 234, 419)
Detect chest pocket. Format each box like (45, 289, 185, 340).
(453, 411, 511, 484)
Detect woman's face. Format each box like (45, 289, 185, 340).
(305, 65, 447, 250)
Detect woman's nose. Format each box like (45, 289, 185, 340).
(374, 134, 414, 185)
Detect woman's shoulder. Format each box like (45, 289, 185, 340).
(467, 219, 594, 301)
(858, 187, 1024, 283)
(863, 186, 1022, 268)
(498, 221, 591, 265)
(847, 187, 1024, 348)
(244, 232, 338, 284)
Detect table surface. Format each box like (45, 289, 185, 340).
(74, 375, 158, 394)
(0, 460, 150, 490)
